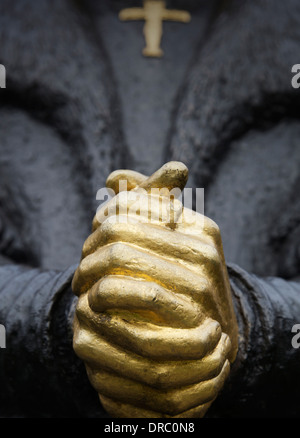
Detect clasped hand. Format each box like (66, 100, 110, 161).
(72, 162, 238, 418)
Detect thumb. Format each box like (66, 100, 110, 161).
(106, 169, 148, 194)
(106, 161, 188, 194)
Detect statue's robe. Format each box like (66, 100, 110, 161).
(0, 0, 299, 417)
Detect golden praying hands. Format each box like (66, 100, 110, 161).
(72, 162, 239, 418)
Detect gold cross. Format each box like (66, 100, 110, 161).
(119, 1, 191, 58)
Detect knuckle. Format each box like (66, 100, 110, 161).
(224, 334, 232, 355)
(81, 240, 89, 258)
(92, 214, 100, 231)
(153, 368, 187, 392)
(193, 275, 210, 296)
(210, 379, 219, 398)
(203, 217, 222, 244)
(209, 354, 221, 373)
(102, 219, 123, 240)
(151, 366, 170, 389)
(193, 241, 221, 267)
(75, 296, 88, 319)
(163, 393, 183, 416)
(205, 245, 221, 266)
(72, 326, 88, 357)
(73, 264, 85, 288)
(97, 276, 110, 291)
(107, 242, 127, 265)
(205, 318, 222, 340)
(211, 347, 224, 370)
(78, 256, 90, 276)
(96, 276, 117, 298)
(82, 235, 95, 258)
(205, 217, 220, 235)
(72, 331, 83, 354)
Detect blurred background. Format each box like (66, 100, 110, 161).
(0, 0, 299, 282)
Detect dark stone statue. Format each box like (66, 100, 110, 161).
(0, 0, 299, 417)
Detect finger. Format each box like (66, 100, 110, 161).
(84, 316, 221, 360)
(106, 169, 147, 194)
(99, 394, 213, 418)
(136, 161, 188, 193)
(92, 190, 183, 232)
(93, 161, 188, 231)
(85, 360, 230, 416)
(92, 194, 221, 252)
(88, 276, 201, 328)
(94, 161, 222, 250)
(73, 318, 231, 389)
(73, 240, 210, 298)
(106, 162, 188, 197)
(75, 294, 221, 360)
(72, 241, 220, 324)
(82, 220, 222, 281)
(72, 243, 219, 315)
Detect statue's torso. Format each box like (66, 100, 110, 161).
(0, 0, 299, 279)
